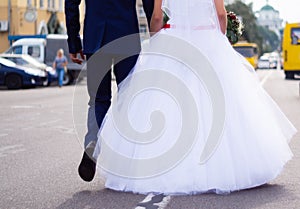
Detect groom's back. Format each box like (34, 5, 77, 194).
(83, 0, 140, 53)
(85, 0, 137, 20)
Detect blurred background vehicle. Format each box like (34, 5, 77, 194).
(280, 51, 284, 69)
(5, 34, 85, 85)
(233, 42, 259, 69)
(267, 52, 279, 69)
(257, 52, 279, 69)
(0, 57, 47, 89)
(0, 54, 57, 86)
(257, 55, 270, 69)
(282, 23, 300, 79)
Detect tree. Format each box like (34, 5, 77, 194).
(257, 26, 280, 53)
(226, 0, 279, 55)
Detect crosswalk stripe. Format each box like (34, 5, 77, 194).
(135, 193, 171, 209)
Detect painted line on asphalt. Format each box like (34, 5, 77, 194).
(0, 133, 8, 138)
(37, 119, 62, 126)
(260, 71, 274, 86)
(136, 193, 171, 209)
(52, 125, 75, 134)
(0, 144, 26, 158)
(21, 119, 62, 130)
(10, 105, 36, 109)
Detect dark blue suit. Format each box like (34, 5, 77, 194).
(65, 0, 154, 147)
(65, 0, 154, 54)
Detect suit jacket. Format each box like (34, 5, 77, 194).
(65, 0, 154, 54)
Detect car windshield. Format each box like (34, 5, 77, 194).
(23, 55, 44, 67)
(0, 55, 44, 69)
(0, 57, 16, 67)
(233, 47, 255, 58)
(1, 57, 32, 67)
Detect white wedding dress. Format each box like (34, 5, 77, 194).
(93, 0, 296, 195)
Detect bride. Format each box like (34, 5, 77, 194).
(93, 0, 296, 195)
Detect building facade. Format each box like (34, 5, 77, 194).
(136, 0, 150, 41)
(0, 0, 85, 53)
(224, 0, 247, 5)
(256, 4, 282, 37)
(0, 1, 150, 53)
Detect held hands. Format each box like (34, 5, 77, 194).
(70, 50, 85, 64)
(150, 12, 164, 35)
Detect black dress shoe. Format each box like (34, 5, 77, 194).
(78, 152, 96, 182)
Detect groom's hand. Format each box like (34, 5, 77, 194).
(70, 50, 85, 64)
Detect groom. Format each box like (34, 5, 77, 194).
(65, 0, 154, 182)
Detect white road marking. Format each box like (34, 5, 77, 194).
(133, 71, 274, 209)
(11, 105, 35, 109)
(52, 126, 75, 134)
(21, 119, 62, 130)
(0, 144, 25, 158)
(3, 113, 41, 123)
(154, 195, 171, 209)
(0, 133, 8, 138)
(260, 71, 274, 86)
(136, 193, 171, 209)
(20, 118, 75, 134)
(39, 119, 62, 126)
(0, 145, 23, 152)
(139, 193, 156, 203)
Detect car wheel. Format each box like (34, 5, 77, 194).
(285, 71, 294, 79)
(5, 74, 22, 89)
(63, 73, 73, 85)
(63, 73, 70, 85)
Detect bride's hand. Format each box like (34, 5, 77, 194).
(150, 0, 163, 35)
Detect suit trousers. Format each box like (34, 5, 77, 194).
(84, 53, 139, 148)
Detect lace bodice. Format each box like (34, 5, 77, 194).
(162, 0, 219, 30)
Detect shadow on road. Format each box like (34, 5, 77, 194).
(55, 183, 295, 209)
(168, 184, 296, 209)
(55, 188, 143, 209)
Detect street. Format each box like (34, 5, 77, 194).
(0, 70, 300, 209)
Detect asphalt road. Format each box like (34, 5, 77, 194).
(0, 69, 299, 209)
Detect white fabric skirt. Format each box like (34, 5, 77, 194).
(93, 28, 296, 195)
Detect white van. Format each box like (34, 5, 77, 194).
(5, 34, 85, 85)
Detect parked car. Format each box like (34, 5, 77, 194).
(257, 52, 279, 69)
(5, 34, 85, 85)
(0, 57, 47, 89)
(268, 52, 279, 69)
(257, 56, 270, 69)
(0, 54, 57, 86)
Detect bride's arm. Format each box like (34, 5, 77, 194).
(214, 0, 227, 34)
(150, 0, 163, 34)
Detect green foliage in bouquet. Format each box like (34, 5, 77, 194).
(226, 11, 244, 44)
(163, 11, 170, 25)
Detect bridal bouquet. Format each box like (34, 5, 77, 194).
(163, 11, 170, 27)
(226, 11, 244, 44)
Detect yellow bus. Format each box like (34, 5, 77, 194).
(282, 23, 300, 79)
(233, 42, 258, 69)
